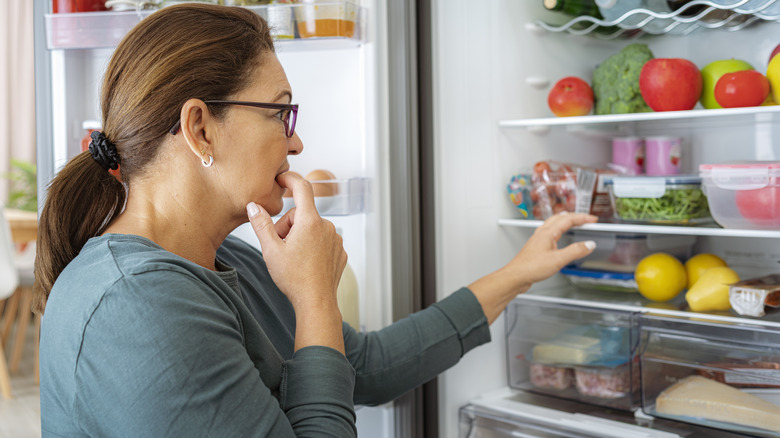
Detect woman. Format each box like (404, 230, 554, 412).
(34, 4, 597, 437)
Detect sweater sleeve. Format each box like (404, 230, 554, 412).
(71, 273, 356, 437)
(344, 287, 491, 406)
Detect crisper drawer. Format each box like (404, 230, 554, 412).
(506, 299, 640, 411)
(640, 314, 780, 437)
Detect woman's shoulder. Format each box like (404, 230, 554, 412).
(50, 234, 234, 315)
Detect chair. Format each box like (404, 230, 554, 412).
(9, 241, 35, 375)
(0, 207, 21, 399)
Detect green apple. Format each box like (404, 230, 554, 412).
(700, 59, 754, 109)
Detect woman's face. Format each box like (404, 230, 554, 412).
(215, 52, 303, 217)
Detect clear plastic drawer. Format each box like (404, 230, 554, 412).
(640, 314, 780, 437)
(506, 299, 640, 411)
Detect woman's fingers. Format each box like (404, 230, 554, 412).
(538, 212, 598, 236)
(276, 172, 318, 218)
(246, 202, 280, 250)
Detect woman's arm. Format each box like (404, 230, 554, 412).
(344, 212, 596, 405)
(469, 212, 597, 324)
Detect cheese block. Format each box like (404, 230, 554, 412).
(655, 375, 780, 432)
(532, 334, 601, 365)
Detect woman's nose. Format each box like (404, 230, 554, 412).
(287, 132, 303, 155)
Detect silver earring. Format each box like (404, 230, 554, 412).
(202, 154, 214, 167)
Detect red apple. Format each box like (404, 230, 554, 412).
(640, 58, 702, 111)
(770, 43, 780, 64)
(547, 76, 594, 117)
(714, 70, 770, 108)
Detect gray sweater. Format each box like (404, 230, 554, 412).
(40, 234, 490, 437)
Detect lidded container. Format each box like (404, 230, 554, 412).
(699, 161, 780, 230)
(603, 175, 712, 225)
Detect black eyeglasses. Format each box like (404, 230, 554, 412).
(168, 100, 299, 137)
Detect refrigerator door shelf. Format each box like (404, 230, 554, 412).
(460, 387, 681, 438)
(44, 1, 364, 51)
(277, 177, 369, 217)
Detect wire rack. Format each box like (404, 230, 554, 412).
(538, 0, 780, 39)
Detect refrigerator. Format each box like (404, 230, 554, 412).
(424, 1, 780, 438)
(32, 1, 780, 438)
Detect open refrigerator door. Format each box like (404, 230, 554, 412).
(33, 0, 427, 436)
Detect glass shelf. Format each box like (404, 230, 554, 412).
(537, 0, 778, 37)
(517, 286, 780, 328)
(44, 1, 364, 50)
(499, 105, 780, 134)
(498, 218, 780, 238)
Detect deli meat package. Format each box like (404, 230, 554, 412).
(530, 160, 615, 221)
(730, 273, 780, 317)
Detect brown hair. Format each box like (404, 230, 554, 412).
(33, 4, 275, 314)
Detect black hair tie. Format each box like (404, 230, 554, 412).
(88, 130, 121, 171)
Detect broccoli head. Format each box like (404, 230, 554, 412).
(592, 43, 655, 115)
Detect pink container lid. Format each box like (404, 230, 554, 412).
(699, 161, 780, 190)
(699, 161, 780, 171)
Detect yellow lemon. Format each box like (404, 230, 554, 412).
(635, 253, 687, 302)
(684, 253, 727, 289)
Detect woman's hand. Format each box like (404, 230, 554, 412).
(246, 172, 347, 353)
(469, 212, 598, 324)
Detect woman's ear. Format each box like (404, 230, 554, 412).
(179, 98, 214, 161)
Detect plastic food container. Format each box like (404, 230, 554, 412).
(565, 230, 695, 273)
(560, 265, 638, 293)
(699, 161, 780, 230)
(294, 0, 359, 39)
(603, 175, 713, 225)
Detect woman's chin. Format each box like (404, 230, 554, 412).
(265, 198, 284, 217)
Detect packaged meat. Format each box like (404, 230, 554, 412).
(574, 362, 637, 399)
(697, 361, 780, 388)
(529, 363, 574, 390)
(530, 160, 614, 220)
(730, 274, 780, 317)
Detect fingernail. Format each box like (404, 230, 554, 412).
(584, 240, 597, 250)
(247, 202, 260, 218)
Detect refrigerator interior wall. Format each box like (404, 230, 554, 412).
(37, 1, 397, 436)
(430, 1, 780, 437)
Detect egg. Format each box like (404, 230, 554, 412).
(281, 171, 302, 198)
(305, 169, 339, 197)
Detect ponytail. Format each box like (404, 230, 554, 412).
(32, 152, 125, 314)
